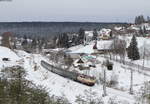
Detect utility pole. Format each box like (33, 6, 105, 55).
(103, 67, 107, 97)
(130, 67, 133, 94)
(143, 41, 146, 97)
(102, 60, 113, 97)
(142, 41, 146, 71)
(102, 62, 107, 97)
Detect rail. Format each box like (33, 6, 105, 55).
(102, 56, 150, 72)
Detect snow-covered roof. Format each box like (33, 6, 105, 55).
(99, 28, 111, 35)
(114, 26, 123, 31)
(77, 58, 84, 63)
(43, 48, 65, 53)
(129, 23, 150, 31)
(70, 44, 94, 54)
(85, 31, 93, 37)
(69, 40, 113, 54)
(129, 25, 140, 30)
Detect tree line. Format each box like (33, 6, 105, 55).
(135, 15, 150, 24)
(0, 22, 126, 37)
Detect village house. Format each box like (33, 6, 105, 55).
(98, 28, 112, 40)
(73, 54, 96, 70)
(92, 40, 113, 54)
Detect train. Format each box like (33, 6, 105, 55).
(41, 60, 96, 86)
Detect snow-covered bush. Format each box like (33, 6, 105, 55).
(51, 95, 70, 104)
(107, 73, 119, 88)
(97, 71, 118, 88)
(107, 97, 118, 104)
(75, 89, 104, 104)
(135, 81, 150, 104)
(139, 44, 150, 60)
(1, 66, 26, 80)
(107, 96, 130, 104)
(97, 72, 104, 84)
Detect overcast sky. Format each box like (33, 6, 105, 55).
(0, 0, 149, 22)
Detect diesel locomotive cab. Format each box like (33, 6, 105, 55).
(77, 74, 96, 86)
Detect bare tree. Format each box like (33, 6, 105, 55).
(64, 55, 74, 70)
(136, 82, 150, 104)
(111, 37, 126, 64)
(1, 32, 14, 49)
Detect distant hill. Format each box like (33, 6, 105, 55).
(0, 22, 128, 37)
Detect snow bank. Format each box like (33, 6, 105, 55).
(0, 46, 20, 69)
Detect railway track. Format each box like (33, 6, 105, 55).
(41, 60, 96, 86)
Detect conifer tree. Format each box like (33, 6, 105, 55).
(139, 27, 144, 36)
(93, 29, 98, 40)
(78, 28, 85, 44)
(62, 33, 69, 48)
(127, 35, 140, 60)
(147, 16, 150, 23)
(143, 26, 147, 35)
(135, 15, 145, 24)
(31, 38, 37, 49)
(22, 36, 28, 51)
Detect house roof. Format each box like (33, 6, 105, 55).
(85, 31, 93, 37)
(2, 32, 13, 37)
(69, 40, 113, 54)
(77, 58, 84, 63)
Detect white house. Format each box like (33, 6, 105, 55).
(98, 28, 112, 40)
(92, 40, 113, 54)
(73, 55, 96, 70)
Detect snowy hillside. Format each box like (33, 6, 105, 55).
(0, 46, 20, 69)
(0, 42, 150, 104)
(15, 50, 136, 104)
(0, 46, 19, 60)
